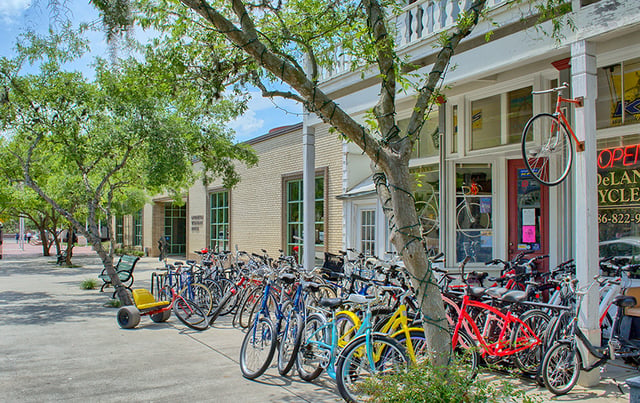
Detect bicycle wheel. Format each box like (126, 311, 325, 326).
(277, 309, 304, 376)
(186, 283, 214, 316)
(545, 311, 573, 349)
(239, 286, 263, 329)
(173, 298, 209, 331)
(541, 341, 581, 395)
(417, 199, 439, 236)
(456, 202, 490, 238)
(454, 329, 479, 378)
(336, 311, 360, 348)
(511, 309, 550, 375)
(335, 334, 408, 403)
(296, 313, 328, 382)
(391, 328, 429, 365)
(209, 290, 235, 325)
(521, 113, 573, 186)
(240, 317, 277, 379)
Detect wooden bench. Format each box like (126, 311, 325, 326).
(98, 255, 140, 296)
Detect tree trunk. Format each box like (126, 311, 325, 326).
(89, 231, 134, 306)
(376, 164, 451, 367)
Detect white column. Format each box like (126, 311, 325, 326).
(571, 40, 599, 386)
(303, 121, 316, 271)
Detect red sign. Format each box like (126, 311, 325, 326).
(598, 144, 640, 169)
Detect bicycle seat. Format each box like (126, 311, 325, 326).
(613, 295, 637, 308)
(186, 260, 196, 265)
(485, 287, 510, 299)
(319, 297, 343, 309)
(501, 290, 527, 303)
(301, 281, 322, 291)
(279, 273, 297, 284)
(467, 287, 486, 298)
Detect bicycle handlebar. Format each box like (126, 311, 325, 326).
(532, 82, 569, 95)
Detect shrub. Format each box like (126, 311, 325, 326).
(80, 278, 99, 290)
(358, 359, 541, 403)
(105, 298, 122, 308)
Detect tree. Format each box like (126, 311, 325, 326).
(0, 26, 257, 304)
(94, 0, 570, 362)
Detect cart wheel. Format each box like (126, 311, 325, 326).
(150, 309, 171, 323)
(117, 306, 141, 329)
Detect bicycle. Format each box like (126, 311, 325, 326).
(416, 182, 490, 239)
(521, 82, 584, 186)
(296, 294, 409, 402)
(540, 276, 640, 395)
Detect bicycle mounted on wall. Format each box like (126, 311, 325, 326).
(521, 82, 584, 186)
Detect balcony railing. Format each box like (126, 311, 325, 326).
(319, 0, 508, 81)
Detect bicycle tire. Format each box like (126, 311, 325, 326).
(184, 282, 214, 316)
(173, 298, 209, 331)
(209, 290, 235, 326)
(391, 328, 429, 365)
(545, 310, 573, 349)
(239, 317, 277, 379)
(335, 334, 408, 403)
(541, 341, 581, 395)
(456, 202, 490, 238)
(521, 113, 573, 186)
(454, 329, 480, 378)
(277, 309, 304, 376)
(239, 286, 263, 329)
(511, 309, 550, 375)
(296, 313, 328, 382)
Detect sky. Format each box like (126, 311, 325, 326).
(0, 0, 302, 143)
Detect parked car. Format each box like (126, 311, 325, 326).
(599, 237, 640, 263)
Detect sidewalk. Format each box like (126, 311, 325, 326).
(0, 251, 635, 402)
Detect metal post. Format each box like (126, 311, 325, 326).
(571, 39, 600, 386)
(302, 119, 316, 271)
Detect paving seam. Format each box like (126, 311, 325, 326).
(177, 326, 316, 403)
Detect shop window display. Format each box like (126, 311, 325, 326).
(455, 164, 493, 262)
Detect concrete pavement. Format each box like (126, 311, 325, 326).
(0, 244, 635, 402)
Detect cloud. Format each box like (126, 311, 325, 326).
(229, 108, 265, 142)
(0, 0, 31, 21)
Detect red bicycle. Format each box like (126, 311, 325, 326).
(450, 290, 549, 374)
(521, 82, 584, 186)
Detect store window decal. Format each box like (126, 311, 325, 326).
(598, 142, 640, 262)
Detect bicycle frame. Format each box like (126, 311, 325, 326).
(451, 294, 542, 358)
(551, 91, 583, 151)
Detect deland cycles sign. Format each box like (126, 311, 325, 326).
(597, 143, 640, 226)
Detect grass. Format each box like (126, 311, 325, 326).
(105, 298, 122, 308)
(80, 278, 99, 290)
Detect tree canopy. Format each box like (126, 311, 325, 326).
(0, 24, 257, 303)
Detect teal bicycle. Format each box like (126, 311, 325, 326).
(296, 294, 409, 402)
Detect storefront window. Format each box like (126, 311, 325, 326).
(452, 105, 459, 154)
(597, 58, 640, 129)
(471, 95, 501, 150)
(508, 87, 533, 143)
(597, 137, 640, 262)
(115, 216, 124, 244)
(455, 164, 493, 262)
(286, 176, 324, 256)
(133, 209, 142, 247)
(209, 191, 229, 251)
(360, 209, 376, 256)
(471, 87, 532, 150)
(412, 165, 439, 255)
(398, 111, 440, 159)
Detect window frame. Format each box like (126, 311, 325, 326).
(209, 189, 230, 252)
(282, 167, 328, 256)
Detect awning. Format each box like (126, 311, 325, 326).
(336, 176, 377, 199)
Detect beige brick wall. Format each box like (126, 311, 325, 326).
(186, 124, 344, 259)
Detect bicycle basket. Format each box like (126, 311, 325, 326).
(321, 252, 344, 281)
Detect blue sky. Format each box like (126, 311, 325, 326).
(0, 0, 302, 143)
